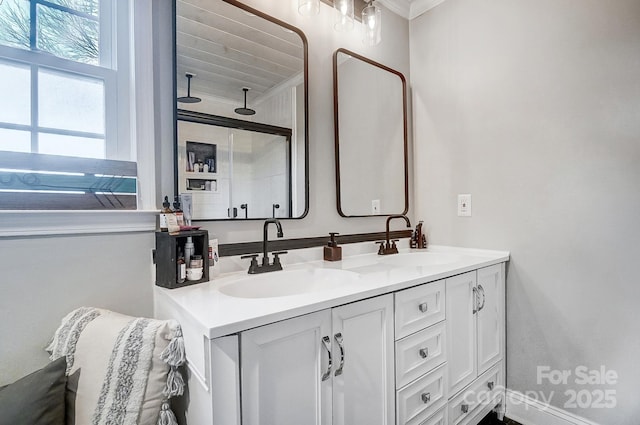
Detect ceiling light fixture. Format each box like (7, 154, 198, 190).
(177, 73, 201, 104)
(234, 88, 256, 116)
(362, 0, 381, 45)
(298, 0, 320, 16)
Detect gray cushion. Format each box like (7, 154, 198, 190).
(0, 357, 67, 425)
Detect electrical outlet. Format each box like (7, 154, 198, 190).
(372, 199, 381, 215)
(458, 194, 472, 217)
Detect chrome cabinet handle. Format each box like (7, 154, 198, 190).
(421, 392, 431, 404)
(461, 404, 469, 414)
(419, 348, 429, 359)
(478, 285, 486, 311)
(472, 287, 478, 314)
(321, 336, 332, 382)
(418, 302, 428, 313)
(487, 381, 494, 390)
(334, 332, 345, 376)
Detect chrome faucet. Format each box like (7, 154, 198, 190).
(377, 215, 411, 255)
(241, 218, 287, 274)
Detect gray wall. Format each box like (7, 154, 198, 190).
(158, 0, 413, 243)
(410, 0, 640, 423)
(0, 233, 155, 384)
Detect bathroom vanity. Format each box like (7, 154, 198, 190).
(154, 245, 509, 425)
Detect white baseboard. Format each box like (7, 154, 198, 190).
(505, 390, 601, 425)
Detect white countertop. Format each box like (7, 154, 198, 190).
(154, 244, 509, 339)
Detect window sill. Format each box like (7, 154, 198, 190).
(0, 210, 159, 237)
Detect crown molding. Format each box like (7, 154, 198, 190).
(378, 0, 411, 19)
(377, 0, 449, 20)
(407, 0, 448, 19)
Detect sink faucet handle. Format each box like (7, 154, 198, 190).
(272, 251, 288, 266)
(391, 239, 399, 248)
(240, 254, 259, 274)
(375, 241, 386, 255)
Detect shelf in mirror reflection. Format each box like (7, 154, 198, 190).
(174, 0, 308, 220)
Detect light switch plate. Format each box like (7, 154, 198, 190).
(458, 194, 472, 217)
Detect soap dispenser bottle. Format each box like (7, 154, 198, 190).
(324, 232, 342, 262)
(159, 196, 172, 232)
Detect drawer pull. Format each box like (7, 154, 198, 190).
(419, 348, 429, 359)
(418, 303, 428, 313)
(461, 404, 469, 414)
(421, 392, 431, 404)
(487, 381, 495, 390)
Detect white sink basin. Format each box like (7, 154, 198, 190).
(378, 251, 462, 268)
(219, 268, 360, 299)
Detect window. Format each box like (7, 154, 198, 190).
(0, 0, 137, 210)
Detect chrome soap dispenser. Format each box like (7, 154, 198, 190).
(324, 232, 342, 261)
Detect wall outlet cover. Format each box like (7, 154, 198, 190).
(372, 199, 381, 215)
(458, 194, 472, 217)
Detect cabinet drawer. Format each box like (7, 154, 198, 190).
(397, 364, 447, 425)
(396, 321, 446, 388)
(395, 280, 445, 339)
(448, 363, 503, 425)
(420, 406, 447, 425)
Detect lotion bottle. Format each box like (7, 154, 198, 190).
(184, 236, 195, 268)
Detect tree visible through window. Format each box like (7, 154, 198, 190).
(0, 0, 100, 65)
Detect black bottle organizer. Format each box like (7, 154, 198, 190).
(155, 230, 209, 289)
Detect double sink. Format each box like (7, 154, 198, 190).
(218, 251, 462, 299)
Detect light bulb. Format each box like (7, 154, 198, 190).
(334, 0, 354, 32)
(298, 0, 320, 16)
(362, 1, 381, 45)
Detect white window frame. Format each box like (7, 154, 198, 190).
(0, 0, 131, 160)
(0, 0, 158, 236)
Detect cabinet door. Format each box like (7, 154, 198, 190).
(477, 264, 505, 375)
(446, 271, 477, 397)
(332, 294, 395, 425)
(241, 310, 332, 425)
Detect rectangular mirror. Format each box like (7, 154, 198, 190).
(174, 0, 308, 220)
(333, 48, 408, 217)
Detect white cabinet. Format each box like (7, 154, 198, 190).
(476, 265, 504, 375)
(446, 264, 505, 424)
(331, 295, 395, 425)
(446, 271, 477, 396)
(241, 294, 394, 425)
(394, 280, 448, 425)
(154, 256, 508, 425)
(241, 310, 332, 425)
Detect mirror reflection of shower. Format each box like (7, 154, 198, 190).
(234, 87, 256, 115)
(177, 73, 201, 103)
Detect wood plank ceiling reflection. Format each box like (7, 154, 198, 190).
(176, 0, 304, 105)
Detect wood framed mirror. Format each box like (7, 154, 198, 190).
(333, 48, 408, 217)
(173, 0, 309, 220)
